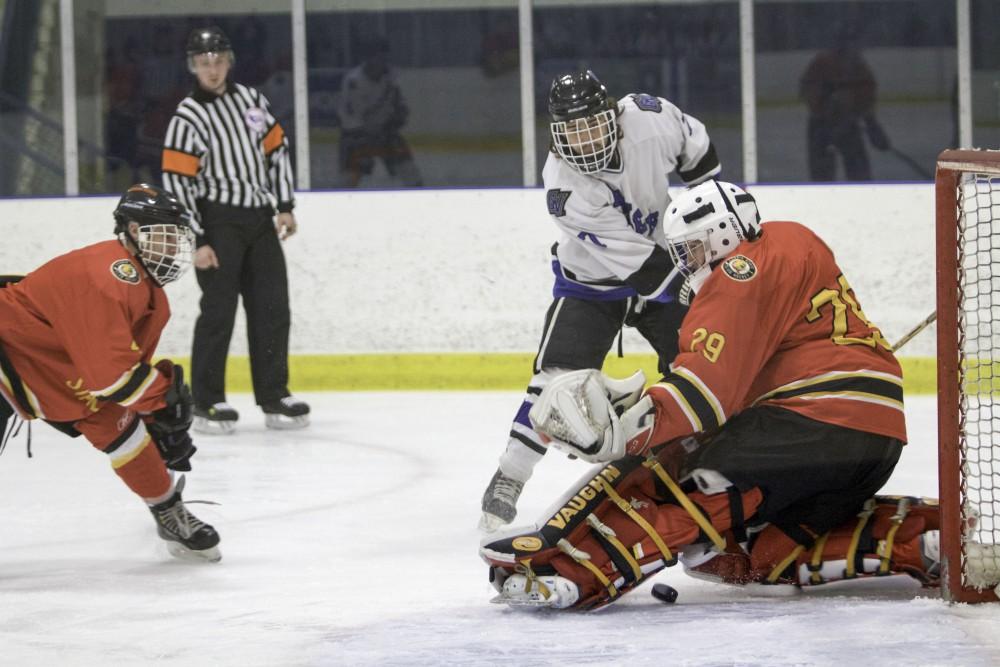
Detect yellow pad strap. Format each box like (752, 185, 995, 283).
(808, 532, 831, 584)
(768, 545, 805, 583)
(557, 538, 617, 599)
(587, 514, 643, 582)
(845, 499, 876, 578)
(878, 498, 910, 574)
(644, 457, 727, 552)
(516, 558, 551, 600)
(599, 478, 674, 563)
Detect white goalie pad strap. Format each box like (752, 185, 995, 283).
(528, 369, 626, 464)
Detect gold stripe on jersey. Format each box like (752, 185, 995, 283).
(22, 382, 46, 419)
(94, 362, 143, 398)
(652, 367, 725, 432)
(752, 370, 904, 410)
(671, 366, 725, 426)
(110, 429, 153, 469)
(96, 363, 158, 407)
(117, 366, 160, 407)
(657, 381, 702, 431)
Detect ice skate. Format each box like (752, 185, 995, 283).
(262, 396, 310, 430)
(491, 574, 579, 608)
(193, 402, 238, 435)
(149, 477, 221, 563)
(479, 469, 524, 532)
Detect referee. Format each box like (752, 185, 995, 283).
(161, 26, 309, 433)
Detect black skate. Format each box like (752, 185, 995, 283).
(261, 396, 310, 430)
(479, 469, 524, 532)
(149, 477, 221, 562)
(193, 402, 238, 435)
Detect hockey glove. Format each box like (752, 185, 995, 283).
(147, 362, 196, 471)
(620, 394, 658, 456)
(528, 369, 636, 463)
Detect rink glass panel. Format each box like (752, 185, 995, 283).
(754, 0, 955, 184)
(531, 1, 742, 184)
(971, 1, 1000, 151)
(84, 9, 294, 195)
(0, 0, 64, 196)
(304, 3, 522, 189)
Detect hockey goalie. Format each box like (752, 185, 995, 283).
(480, 181, 942, 609)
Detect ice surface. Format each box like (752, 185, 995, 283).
(1, 393, 999, 666)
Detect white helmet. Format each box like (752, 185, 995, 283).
(663, 180, 761, 292)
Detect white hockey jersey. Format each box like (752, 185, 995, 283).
(542, 94, 720, 301)
(337, 65, 406, 133)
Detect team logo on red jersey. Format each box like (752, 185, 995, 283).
(111, 259, 141, 284)
(722, 255, 756, 282)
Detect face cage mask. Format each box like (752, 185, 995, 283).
(132, 223, 195, 286)
(668, 231, 716, 293)
(550, 109, 618, 174)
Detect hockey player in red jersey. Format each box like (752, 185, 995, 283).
(481, 180, 940, 608)
(0, 183, 221, 562)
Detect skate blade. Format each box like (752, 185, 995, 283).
(264, 414, 310, 430)
(489, 593, 559, 607)
(478, 512, 511, 533)
(193, 417, 237, 435)
(166, 541, 222, 563)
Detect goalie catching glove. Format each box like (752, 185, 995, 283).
(145, 361, 197, 471)
(528, 369, 657, 463)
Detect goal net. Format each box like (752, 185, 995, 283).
(937, 149, 1000, 603)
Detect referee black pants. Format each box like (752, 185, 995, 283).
(192, 203, 290, 407)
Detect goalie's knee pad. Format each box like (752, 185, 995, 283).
(747, 496, 942, 587)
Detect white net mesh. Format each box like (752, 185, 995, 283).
(957, 173, 1000, 590)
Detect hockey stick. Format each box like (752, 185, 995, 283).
(888, 147, 933, 180)
(891, 310, 937, 352)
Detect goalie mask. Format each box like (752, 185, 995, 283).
(549, 70, 619, 175)
(664, 181, 761, 293)
(113, 184, 198, 286)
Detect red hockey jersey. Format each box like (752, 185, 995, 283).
(646, 221, 906, 445)
(0, 240, 172, 423)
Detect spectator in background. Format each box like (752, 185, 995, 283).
(800, 28, 890, 181)
(337, 35, 422, 187)
(480, 16, 519, 78)
(105, 40, 143, 185)
(161, 26, 310, 434)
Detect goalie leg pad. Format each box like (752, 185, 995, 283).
(744, 496, 941, 586)
(480, 452, 765, 610)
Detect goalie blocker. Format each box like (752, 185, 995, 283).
(480, 444, 945, 610)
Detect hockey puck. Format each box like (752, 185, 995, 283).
(651, 583, 678, 604)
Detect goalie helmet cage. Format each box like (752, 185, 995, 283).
(937, 149, 1000, 603)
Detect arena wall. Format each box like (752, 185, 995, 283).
(0, 183, 937, 390)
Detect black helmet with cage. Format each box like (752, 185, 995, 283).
(548, 70, 619, 174)
(113, 184, 198, 286)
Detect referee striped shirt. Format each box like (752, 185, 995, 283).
(161, 82, 295, 219)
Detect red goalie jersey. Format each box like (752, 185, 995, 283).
(646, 221, 906, 446)
(0, 240, 172, 423)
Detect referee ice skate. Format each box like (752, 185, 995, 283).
(162, 26, 309, 433)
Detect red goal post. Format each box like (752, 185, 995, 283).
(937, 149, 1000, 603)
